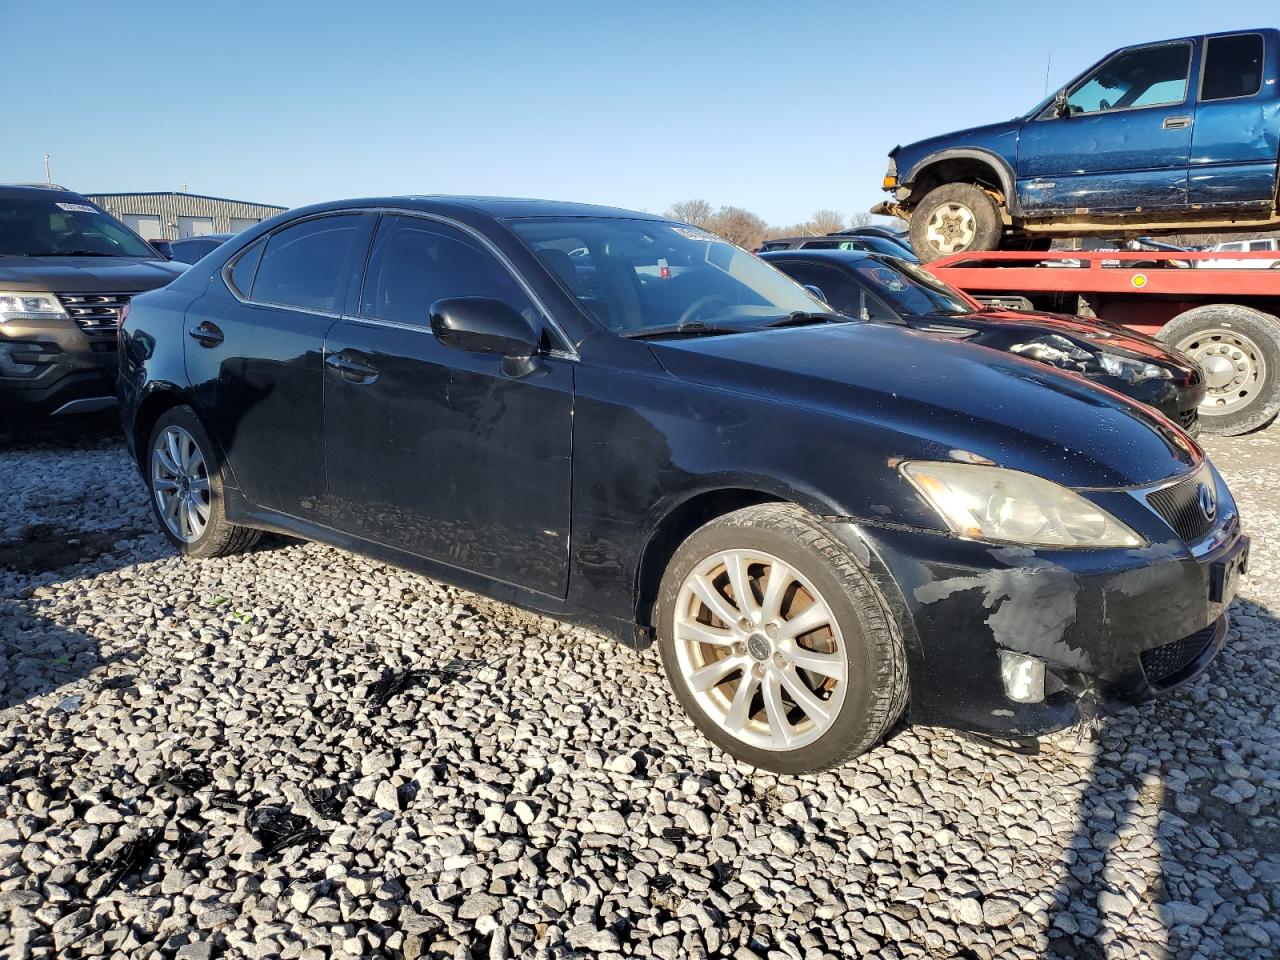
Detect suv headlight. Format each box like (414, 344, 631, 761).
(901, 461, 1144, 548)
(1097, 352, 1171, 384)
(0, 291, 68, 324)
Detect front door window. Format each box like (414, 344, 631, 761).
(1067, 42, 1192, 115)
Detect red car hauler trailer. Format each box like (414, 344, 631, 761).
(927, 250, 1280, 436)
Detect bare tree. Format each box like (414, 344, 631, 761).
(847, 210, 874, 229)
(708, 206, 768, 249)
(808, 209, 846, 235)
(666, 199, 715, 228)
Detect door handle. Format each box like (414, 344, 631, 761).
(1163, 116, 1191, 130)
(188, 321, 224, 348)
(325, 351, 379, 383)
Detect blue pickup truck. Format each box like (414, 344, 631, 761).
(875, 29, 1280, 261)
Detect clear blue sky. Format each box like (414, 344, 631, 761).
(4, 1, 1275, 225)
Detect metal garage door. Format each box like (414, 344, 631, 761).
(229, 217, 259, 233)
(177, 216, 215, 238)
(121, 213, 162, 240)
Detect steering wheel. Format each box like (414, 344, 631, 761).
(677, 295, 728, 326)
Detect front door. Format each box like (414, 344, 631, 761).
(322, 213, 574, 597)
(184, 212, 370, 518)
(1018, 39, 1197, 214)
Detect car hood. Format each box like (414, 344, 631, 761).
(0, 255, 185, 293)
(648, 323, 1199, 489)
(907, 308, 1202, 378)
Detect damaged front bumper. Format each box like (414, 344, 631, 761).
(829, 467, 1246, 738)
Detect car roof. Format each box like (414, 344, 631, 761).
(760, 248, 880, 266)
(0, 183, 94, 202)
(286, 195, 669, 222)
(174, 233, 233, 242)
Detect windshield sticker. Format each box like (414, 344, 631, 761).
(870, 268, 907, 291)
(55, 202, 97, 213)
(671, 226, 722, 243)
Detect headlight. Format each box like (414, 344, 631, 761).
(0, 291, 68, 324)
(901, 461, 1144, 548)
(1097, 352, 1171, 384)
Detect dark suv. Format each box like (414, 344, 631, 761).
(0, 184, 183, 418)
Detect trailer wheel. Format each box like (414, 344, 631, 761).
(1160, 304, 1280, 435)
(909, 183, 1002, 262)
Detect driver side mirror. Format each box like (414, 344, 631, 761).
(429, 297, 540, 359)
(1053, 89, 1070, 119)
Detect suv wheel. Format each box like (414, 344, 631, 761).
(910, 183, 1003, 262)
(148, 406, 261, 557)
(656, 504, 908, 774)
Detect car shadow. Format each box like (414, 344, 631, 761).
(1043, 597, 1280, 959)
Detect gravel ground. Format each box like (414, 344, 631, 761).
(1, 417, 1277, 960)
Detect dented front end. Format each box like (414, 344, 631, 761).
(827, 461, 1246, 737)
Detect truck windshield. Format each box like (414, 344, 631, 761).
(510, 217, 827, 336)
(0, 195, 159, 258)
(853, 257, 978, 316)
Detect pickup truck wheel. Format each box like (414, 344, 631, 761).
(910, 183, 1002, 262)
(656, 504, 908, 774)
(1160, 304, 1280, 435)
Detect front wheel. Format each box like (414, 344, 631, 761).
(656, 504, 908, 774)
(1160, 304, 1280, 436)
(909, 182, 1003, 262)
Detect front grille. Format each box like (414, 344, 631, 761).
(1145, 467, 1215, 544)
(56, 292, 132, 337)
(1140, 624, 1217, 687)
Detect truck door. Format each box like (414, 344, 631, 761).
(1190, 32, 1277, 209)
(1017, 39, 1196, 214)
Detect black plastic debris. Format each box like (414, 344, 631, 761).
(650, 873, 675, 892)
(156, 765, 214, 798)
(660, 826, 688, 849)
(90, 829, 162, 894)
(305, 785, 349, 820)
(367, 669, 427, 709)
(247, 805, 323, 857)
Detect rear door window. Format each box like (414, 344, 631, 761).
(1201, 34, 1264, 101)
(251, 215, 361, 313)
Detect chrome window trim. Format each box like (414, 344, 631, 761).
(220, 206, 579, 359)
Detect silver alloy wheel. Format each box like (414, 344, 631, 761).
(1175, 327, 1266, 414)
(925, 201, 977, 255)
(672, 549, 847, 752)
(151, 425, 211, 543)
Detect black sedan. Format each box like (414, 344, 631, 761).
(119, 197, 1245, 773)
(763, 248, 1205, 435)
(153, 233, 234, 265)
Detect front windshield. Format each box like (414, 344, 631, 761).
(0, 195, 159, 258)
(853, 257, 977, 316)
(509, 217, 828, 335)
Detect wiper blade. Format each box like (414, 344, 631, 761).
(763, 311, 847, 327)
(622, 320, 746, 340)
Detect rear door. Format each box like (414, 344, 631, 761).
(1018, 39, 1197, 214)
(322, 213, 574, 596)
(1190, 32, 1277, 208)
(184, 212, 370, 519)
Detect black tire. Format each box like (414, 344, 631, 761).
(909, 182, 1003, 262)
(1158, 304, 1280, 436)
(655, 504, 908, 774)
(146, 405, 261, 558)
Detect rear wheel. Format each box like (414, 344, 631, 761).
(148, 406, 261, 557)
(1160, 304, 1280, 435)
(909, 182, 1003, 262)
(656, 504, 907, 774)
